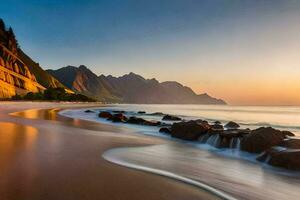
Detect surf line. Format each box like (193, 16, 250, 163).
(103, 147, 238, 200)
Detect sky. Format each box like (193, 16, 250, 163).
(1, 0, 300, 105)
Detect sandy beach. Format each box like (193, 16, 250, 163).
(0, 102, 221, 200)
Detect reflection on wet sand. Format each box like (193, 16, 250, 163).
(11, 108, 129, 133)
(0, 104, 221, 200)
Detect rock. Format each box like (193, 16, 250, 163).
(224, 121, 240, 129)
(85, 110, 94, 113)
(98, 111, 113, 119)
(112, 110, 126, 114)
(281, 130, 295, 137)
(170, 120, 211, 141)
(211, 124, 224, 131)
(127, 116, 160, 126)
(214, 121, 221, 125)
(217, 129, 249, 148)
(137, 111, 146, 114)
(279, 139, 300, 149)
(162, 115, 182, 121)
(110, 113, 127, 122)
(159, 127, 171, 134)
(150, 112, 164, 116)
(257, 147, 300, 170)
(240, 127, 288, 153)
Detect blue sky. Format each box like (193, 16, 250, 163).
(1, 0, 300, 105)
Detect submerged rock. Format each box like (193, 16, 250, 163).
(110, 113, 128, 122)
(224, 121, 240, 129)
(85, 109, 94, 113)
(137, 111, 146, 114)
(170, 120, 211, 141)
(240, 127, 289, 153)
(257, 146, 300, 170)
(162, 115, 182, 121)
(150, 112, 164, 116)
(112, 110, 126, 114)
(98, 111, 113, 119)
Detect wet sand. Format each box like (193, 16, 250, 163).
(0, 102, 221, 200)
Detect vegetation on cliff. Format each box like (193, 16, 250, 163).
(12, 87, 95, 102)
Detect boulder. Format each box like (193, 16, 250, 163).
(214, 121, 221, 125)
(257, 147, 300, 170)
(159, 127, 171, 134)
(98, 111, 113, 119)
(85, 110, 94, 113)
(170, 120, 211, 141)
(240, 127, 288, 153)
(137, 111, 146, 114)
(110, 113, 128, 122)
(224, 121, 240, 129)
(162, 115, 182, 121)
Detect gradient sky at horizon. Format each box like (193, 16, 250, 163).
(1, 0, 300, 105)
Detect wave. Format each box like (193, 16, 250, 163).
(103, 147, 238, 200)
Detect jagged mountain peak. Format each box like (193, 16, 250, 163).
(48, 65, 226, 104)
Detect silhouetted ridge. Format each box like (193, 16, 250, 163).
(48, 65, 226, 104)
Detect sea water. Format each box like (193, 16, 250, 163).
(61, 104, 300, 200)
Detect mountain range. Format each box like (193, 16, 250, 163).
(0, 18, 225, 104)
(47, 65, 226, 104)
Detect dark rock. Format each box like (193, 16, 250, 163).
(85, 110, 94, 113)
(112, 110, 126, 114)
(110, 113, 128, 122)
(98, 111, 113, 119)
(211, 124, 224, 131)
(162, 115, 182, 121)
(214, 121, 221, 125)
(150, 112, 164, 116)
(137, 111, 146, 114)
(240, 127, 288, 153)
(279, 139, 300, 149)
(171, 120, 211, 141)
(217, 129, 249, 148)
(159, 127, 171, 134)
(127, 116, 160, 126)
(281, 130, 295, 137)
(224, 121, 240, 129)
(257, 146, 300, 170)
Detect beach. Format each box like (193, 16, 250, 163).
(0, 102, 221, 200)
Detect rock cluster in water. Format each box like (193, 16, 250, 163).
(93, 109, 300, 171)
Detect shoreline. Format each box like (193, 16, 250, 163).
(0, 102, 222, 200)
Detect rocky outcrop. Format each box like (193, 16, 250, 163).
(257, 147, 300, 170)
(240, 127, 293, 153)
(170, 120, 211, 141)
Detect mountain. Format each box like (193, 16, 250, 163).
(0, 18, 68, 98)
(47, 65, 226, 104)
(47, 66, 121, 102)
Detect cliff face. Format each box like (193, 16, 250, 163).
(0, 19, 67, 98)
(47, 65, 226, 104)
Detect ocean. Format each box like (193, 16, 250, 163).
(61, 104, 300, 200)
